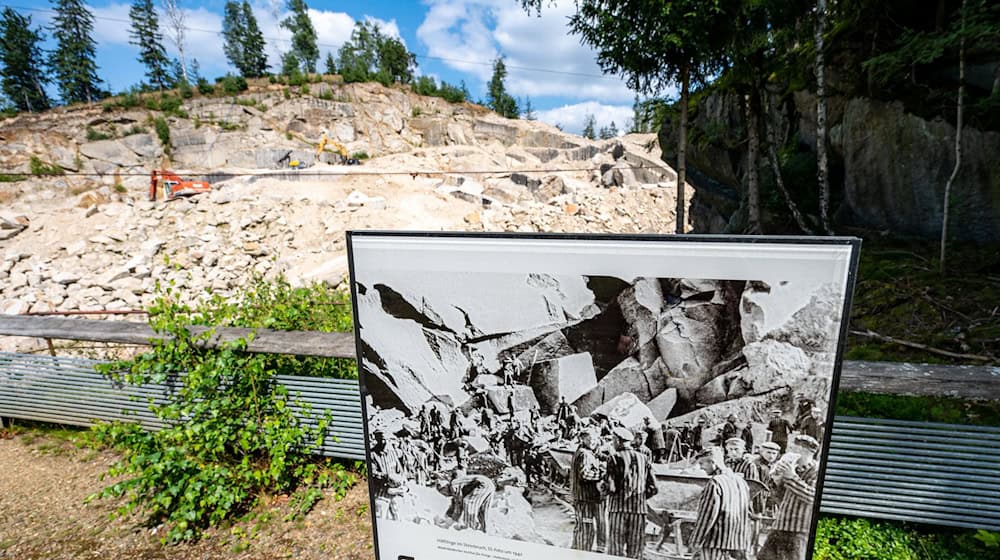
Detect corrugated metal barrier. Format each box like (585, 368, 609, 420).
(1, 351, 998, 531)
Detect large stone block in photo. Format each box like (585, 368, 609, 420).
(529, 352, 598, 413)
(485, 385, 540, 415)
(591, 392, 657, 430)
(647, 387, 678, 421)
(740, 339, 812, 393)
(573, 356, 669, 416)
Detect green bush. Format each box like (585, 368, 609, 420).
(86, 127, 113, 141)
(29, 156, 64, 176)
(197, 78, 215, 95)
(0, 173, 26, 182)
(88, 277, 357, 542)
(217, 74, 248, 95)
(814, 517, 997, 560)
(177, 80, 194, 99)
(299, 84, 310, 96)
(153, 117, 170, 150)
(351, 151, 369, 160)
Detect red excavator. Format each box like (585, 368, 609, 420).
(148, 170, 212, 201)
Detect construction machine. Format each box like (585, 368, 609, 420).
(148, 170, 212, 201)
(316, 131, 360, 165)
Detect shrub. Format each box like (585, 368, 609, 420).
(351, 151, 369, 160)
(89, 277, 357, 542)
(153, 117, 170, 150)
(299, 84, 310, 96)
(157, 95, 186, 118)
(29, 156, 64, 176)
(86, 127, 113, 141)
(217, 74, 248, 95)
(177, 80, 194, 99)
(814, 517, 998, 560)
(283, 87, 291, 100)
(0, 173, 26, 182)
(113, 184, 127, 193)
(197, 79, 215, 95)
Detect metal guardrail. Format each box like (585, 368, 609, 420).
(1, 352, 998, 531)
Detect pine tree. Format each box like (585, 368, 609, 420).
(608, 121, 618, 137)
(222, 1, 246, 74)
(0, 7, 51, 112)
(523, 97, 536, 120)
(49, 0, 102, 104)
(281, 0, 318, 74)
(240, 1, 268, 78)
(581, 113, 596, 139)
(486, 57, 518, 118)
(324, 52, 336, 75)
(598, 125, 610, 139)
(129, 0, 171, 90)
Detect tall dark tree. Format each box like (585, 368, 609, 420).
(49, 0, 102, 104)
(0, 8, 51, 112)
(521, 0, 736, 233)
(324, 51, 336, 74)
(281, 0, 318, 73)
(223, 0, 269, 78)
(129, 0, 171, 90)
(375, 31, 416, 85)
(523, 97, 536, 120)
(487, 56, 518, 118)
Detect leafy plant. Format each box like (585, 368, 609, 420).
(814, 516, 997, 560)
(153, 116, 170, 150)
(217, 74, 248, 95)
(87, 276, 356, 542)
(29, 156, 63, 176)
(86, 126, 112, 141)
(0, 173, 26, 182)
(351, 151, 369, 160)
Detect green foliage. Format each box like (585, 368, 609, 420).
(114, 183, 127, 193)
(156, 94, 186, 117)
(299, 84, 309, 96)
(223, 0, 269, 78)
(351, 151, 369, 160)
(177, 79, 193, 99)
(0, 7, 51, 112)
(835, 392, 1000, 426)
(0, 173, 26, 182)
(153, 116, 170, 149)
(235, 96, 257, 107)
(128, 0, 171, 90)
(197, 78, 214, 95)
(86, 126, 112, 141)
(410, 75, 467, 103)
(487, 57, 518, 118)
(582, 113, 596, 139)
(88, 276, 356, 542)
(338, 20, 416, 85)
(281, 0, 319, 74)
(49, 0, 104, 104)
(323, 51, 336, 75)
(29, 155, 63, 176)
(217, 74, 248, 95)
(814, 517, 998, 560)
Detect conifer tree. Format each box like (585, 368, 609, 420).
(49, 0, 102, 104)
(486, 57, 518, 118)
(0, 7, 51, 112)
(129, 0, 171, 90)
(581, 113, 596, 139)
(281, 0, 318, 73)
(324, 51, 336, 74)
(223, 1, 269, 78)
(523, 96, 536, 120)
(240, 1, 268, 77)
(607, 120, 618, 137)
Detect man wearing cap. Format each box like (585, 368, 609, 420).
(749, 441, 782, 514)
(370, 429, 406, 520)
(757, 434, 821, 560)
(605, 426, 658, 558)
(690, 446, 752, 560)
(723, 437, 749, 471)
(767, 409, 794, 453)
(571, 430, 605, 552)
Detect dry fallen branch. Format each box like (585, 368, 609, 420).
(850, 328, 995, 362)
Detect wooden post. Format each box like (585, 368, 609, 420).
(46, 338, 56, 356)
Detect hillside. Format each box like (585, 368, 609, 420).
(0, 80, 688, 352)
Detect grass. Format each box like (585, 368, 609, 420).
(846, 239, 999, 365)
(86, 127, 113, 141)
(835, 392, 1000, 426)
(0, 173, 26, 182)
(29, 156, 63, 176)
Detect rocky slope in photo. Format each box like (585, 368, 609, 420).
(359, 271, 844, 426)
(0, 80, 692, 353)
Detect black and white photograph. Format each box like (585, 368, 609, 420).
(349, 233, 859, 560)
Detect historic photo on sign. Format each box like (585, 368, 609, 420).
(349, 234, 858, 560)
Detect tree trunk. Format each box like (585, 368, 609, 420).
(745, 92, 762, 234)
(941, 2, 965, 274)
(675, 62, 690, 234)
(816, 0, 832, 235)
(766, 116, 814, 234)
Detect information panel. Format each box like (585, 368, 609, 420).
(347, 232, 860, 560)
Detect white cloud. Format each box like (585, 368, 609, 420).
(91, 3, 132, 46)
(416, 0, 636, 103)
(364, 15, 403, 42)
(535, 101, 632, 136)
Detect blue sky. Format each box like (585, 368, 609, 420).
(8, 0, 677, 134)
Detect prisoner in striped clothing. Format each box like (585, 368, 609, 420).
(444, 467, 496, 532)
(757, 435, 821, 560)
(570, 430, 605, 552)
(604, 426, 658, 558)
(690, 446, 753, 560)
(370, 429, 406, 520)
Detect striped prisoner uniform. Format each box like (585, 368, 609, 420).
(757, 460, 818, 560)
(453, 475, 495, 532)
(370, 441, 404, 520)
(689, 468, 752, 558)
(570, 446, 604, 551)
(605, 448, 656, 558)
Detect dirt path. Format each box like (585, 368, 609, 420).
(0, 430, 374, 559)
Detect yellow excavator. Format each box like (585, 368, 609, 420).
(317, 130, 360, 165)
